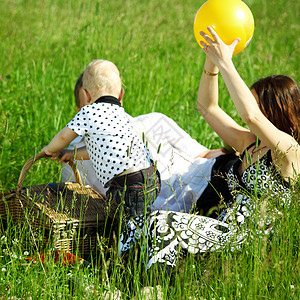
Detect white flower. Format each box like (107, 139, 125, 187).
(1, 268, 6, 272)
(85, 286, 90, 292)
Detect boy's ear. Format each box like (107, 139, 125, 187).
(118, 88, 125, 105)
(83, 88, 92, 104)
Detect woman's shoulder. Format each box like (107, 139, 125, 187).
(271, 145, 300, 184)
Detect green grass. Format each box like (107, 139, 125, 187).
(0, 0, 299, 298)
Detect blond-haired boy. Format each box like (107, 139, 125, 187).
(42, 59, 161, 222)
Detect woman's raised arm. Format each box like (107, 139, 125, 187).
(200, 26, 300, 178)
(197, 54, 253, 154)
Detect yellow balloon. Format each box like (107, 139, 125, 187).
(194, 0, 255, 55)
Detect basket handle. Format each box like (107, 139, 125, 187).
(16, 152, 83, 197)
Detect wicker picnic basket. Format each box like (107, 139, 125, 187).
(0, 153, 118, 259)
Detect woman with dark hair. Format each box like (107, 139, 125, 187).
(118, 27, 299, 274)
(251, 75, 300, 143)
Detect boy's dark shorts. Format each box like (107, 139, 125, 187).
(106, 162, 161, 223)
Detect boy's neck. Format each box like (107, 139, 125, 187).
(94, 95, 122, 107)
(92, 89, 124, 106)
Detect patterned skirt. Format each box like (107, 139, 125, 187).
(119, 210, 247, 271)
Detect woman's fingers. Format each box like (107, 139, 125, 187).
(207, 26, 241, 50)
(199, 27, 224, 53)
(206, 26, 220, 42)
(58, 150, 74, 163)
(58, 154, 68, 163)
(200, 26, 241, 58)
(230, 38, 241, 50)
(51, 152, 60, 160)
(200, 41, 209, 52)
(200, 30, 214, 44)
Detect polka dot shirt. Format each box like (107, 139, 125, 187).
(67, 96, 150, 186)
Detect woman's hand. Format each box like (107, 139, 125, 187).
(195, 149, 225, 159)
(56, 149, 75, 163)
(200, 26, 240, 68)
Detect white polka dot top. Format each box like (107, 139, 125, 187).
(67, 96, 150, 186)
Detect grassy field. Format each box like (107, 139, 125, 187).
(0, 0, 299, 298)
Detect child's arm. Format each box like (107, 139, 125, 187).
(41, 127, 78, 157)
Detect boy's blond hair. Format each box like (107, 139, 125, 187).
(82, 59, 122, 101)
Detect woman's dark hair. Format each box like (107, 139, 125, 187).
(251, 75, 300, 144)
(74, 73, 83, 109)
